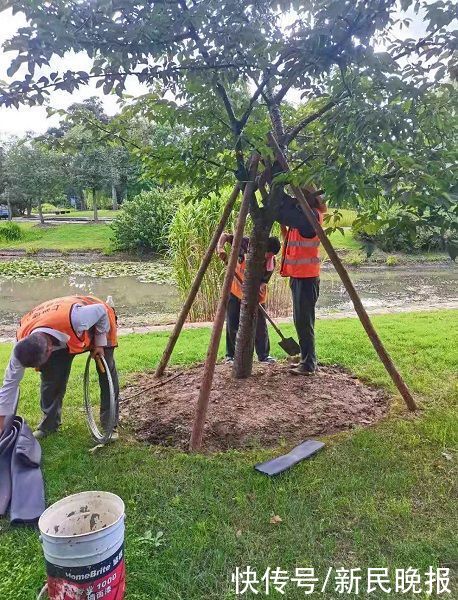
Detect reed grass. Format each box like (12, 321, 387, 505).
(169, 201, 357, 322)
(169, 191, 238, 321)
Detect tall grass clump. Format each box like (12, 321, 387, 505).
(169, 199, 354, 322)
(0, 222, 22, 241)
(169, 190, 238, 322)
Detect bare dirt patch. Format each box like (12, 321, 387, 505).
(120, 362, 389, 452)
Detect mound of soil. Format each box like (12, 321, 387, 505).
(120, 362, 389, 452)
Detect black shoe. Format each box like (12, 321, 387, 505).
(259, 356, 277, 364)
(33, 429, 55, 439)
(289, 364, 317, 376)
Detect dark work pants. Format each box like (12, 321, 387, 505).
(226, 293, 270, 361)
(290, 277, 320, 372)
(38, 347, 119, 433)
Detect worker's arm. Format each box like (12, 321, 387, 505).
(216, 232, 234, 262)
(0, 351, 25, 432)
(71, 304, 110, 352)
(277, 193, 319, 238)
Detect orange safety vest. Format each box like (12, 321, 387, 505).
(280, 211, 324, 278)
(230, 257, 268, 304)
(16, 295, 118, 355)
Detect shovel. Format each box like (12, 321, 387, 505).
(257, 303, 301, 356)
(233, 271, 300, 356)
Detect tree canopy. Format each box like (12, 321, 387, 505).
(1, 0, 456, 375)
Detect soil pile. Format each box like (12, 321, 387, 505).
(120, 362, 389, 451)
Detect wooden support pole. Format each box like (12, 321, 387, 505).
(268, 133, 417, 412)
(189, 157, 260, 451)
(155, 184, 240, 377)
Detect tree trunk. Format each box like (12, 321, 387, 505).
(232, 184, 284, 379)
(6, 192, 12, 221)
(26, 200, 32, 217)
(111, 184, 118, 210)
(232, 219, 272, 378)
(80, 191, 87, 210)
(37, 199, 44, 225)
(92, 188, 98, 222)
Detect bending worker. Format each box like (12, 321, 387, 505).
(0, 295, 119, 438)
(278, 189, 327, 376)
(217, 233, 281, 364)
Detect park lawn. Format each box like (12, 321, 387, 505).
(0, 222, 113, 252)
(41, 209, 117, 219)
(0, 310, 457, 599)
(326, 227, 361, 251)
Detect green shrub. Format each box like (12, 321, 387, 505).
(169, 189, 238, 321)
(345, 250, 366, 266)
(0, 222, 22, 241)
(111, 188, 181, 252)
(386, 255, 399, 266)
(41, 203, 58, 214)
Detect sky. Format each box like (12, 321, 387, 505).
(0, 8, 149, 137)
(0, 5, 428, 138)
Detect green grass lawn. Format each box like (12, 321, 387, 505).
(39, 209, 117, 219)
(327, 227, 361, 251)
(0, 223, 113, 252)
(0, 311, 456, 599)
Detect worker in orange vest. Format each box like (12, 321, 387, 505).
(278, 189, 327, 375)
(217, 233, 281, 363)
(0, 295, 118, 438)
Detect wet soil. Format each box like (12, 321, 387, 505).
(120, 362, 389, 452)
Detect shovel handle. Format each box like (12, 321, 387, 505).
(257, 303, 285, 339)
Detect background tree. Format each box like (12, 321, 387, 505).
(1, 0, 456, 377)
(71, 145, 110, 222)
(0, 142, 10, 219)
(4, 140, 65, 223)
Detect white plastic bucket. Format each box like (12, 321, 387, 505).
(38, 491, 125, 600)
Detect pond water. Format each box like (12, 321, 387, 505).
(318, 264, 458, 313)
(0, 264, 456, 337)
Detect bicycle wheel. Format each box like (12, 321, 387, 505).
(83, 354, 116, 444)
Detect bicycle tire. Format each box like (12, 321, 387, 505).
(83, 355, 116, 444)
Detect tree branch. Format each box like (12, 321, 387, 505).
(0, 61, 253, 107)
(284, 92, 349, 145)
(238, 69, 274, 130)
(392, 25, 446, 61)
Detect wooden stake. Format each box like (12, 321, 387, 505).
(189, 157, 260, 451)
(268, 133, 417, 412)
(155, 184, 240, 377)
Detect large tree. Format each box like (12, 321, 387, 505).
(1, 0, 456, 377)
(4, 140, 65, 223)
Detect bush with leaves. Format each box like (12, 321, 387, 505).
(110, 187, 181, 252)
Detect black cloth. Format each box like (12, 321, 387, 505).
(0, 414, 45, 523)
(290, 277, 320, 371)
(277, 193, 319, 238)
(226, 293, 270, 361)
(38, 347, 119, 434)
